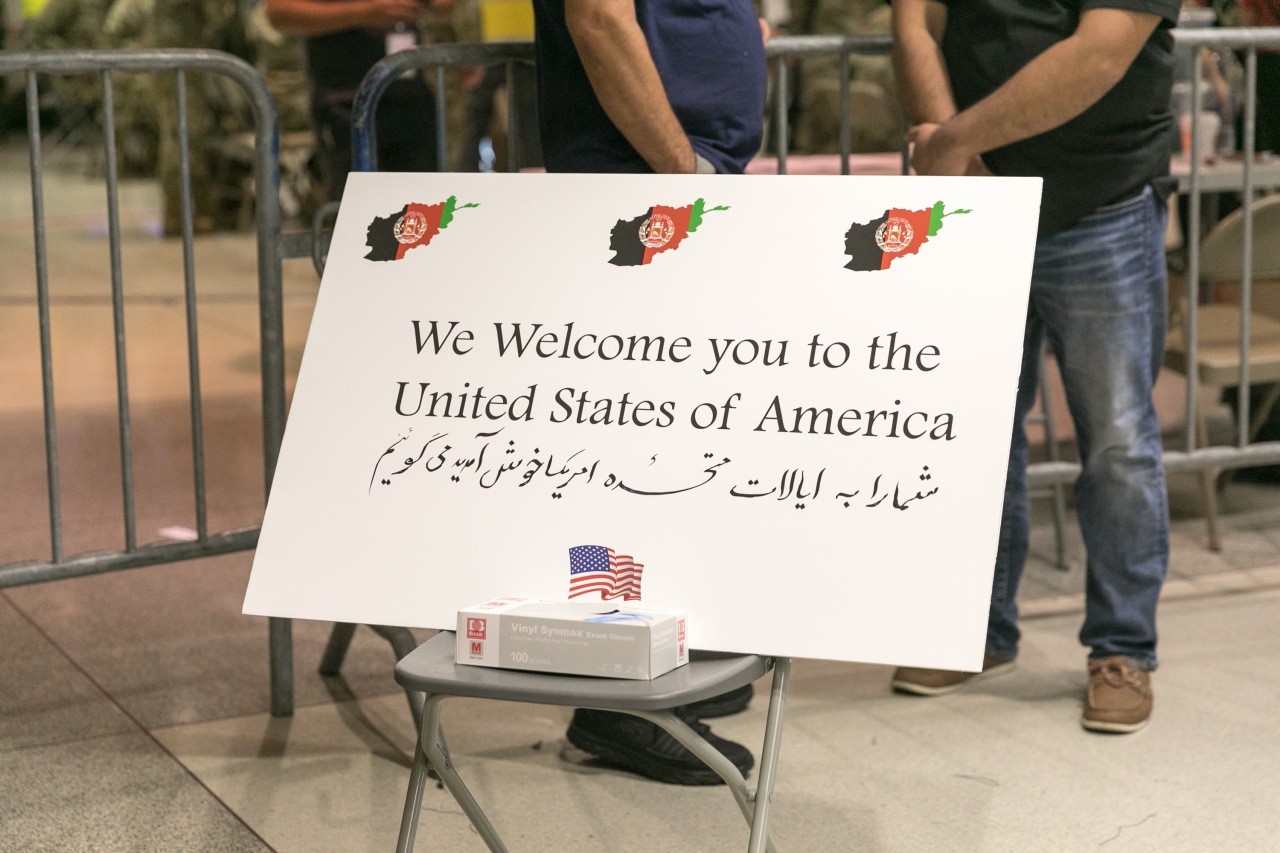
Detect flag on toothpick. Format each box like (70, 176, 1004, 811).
(568, 545, 643, 601)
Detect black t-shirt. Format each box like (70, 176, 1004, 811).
(532, 0, 767, 173)
(939, 0, 1181, 235)
(307, 29, 384, 94)
(306, 29, 423, 101)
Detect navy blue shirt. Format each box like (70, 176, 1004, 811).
(532, 0, 767, 174)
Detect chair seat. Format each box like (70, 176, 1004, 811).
(395, 632, 771, 712)
(1165, 304, 1280, 385)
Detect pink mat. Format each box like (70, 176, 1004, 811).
(746, 152, 906, 175)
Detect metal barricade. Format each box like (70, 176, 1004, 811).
(1028, 27, 1280, 491)
(0, 49, 296, 716)
(763, 34, 907, 177)
(346, 36, 903, 175)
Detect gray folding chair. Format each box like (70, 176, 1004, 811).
(393, 632, 792, 853)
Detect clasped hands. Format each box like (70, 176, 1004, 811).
(906, 122, 992, 177)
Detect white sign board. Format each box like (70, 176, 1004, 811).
(245, 173, 1040, 671)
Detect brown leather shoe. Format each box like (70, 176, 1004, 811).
(1082, 657, 1152, 733)
(891, 654, 1016, 696)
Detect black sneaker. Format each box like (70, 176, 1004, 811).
(565, 707, 754, 785)
(684, 684, 753, 719)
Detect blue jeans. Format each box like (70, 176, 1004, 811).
(988, 186, 1169, 669)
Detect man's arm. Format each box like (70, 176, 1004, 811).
(909, 7, 1162, 175)
(564, 0, 695, 174)
(266, 0, 425, 37)
(891, 0, 956, 125)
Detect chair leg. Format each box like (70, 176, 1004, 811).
(319, 622, 357, 676)
(322, 624, 425, 729)
(370, 624, 419, 660)
(418, 697, 510, 853)
(748, 658, 792, 853)
(631, 663, 792, 853)
(269, 617, 293, 717)
(634, 708, 777, 853)
(371, 625, 427, 730)
(396, 733, 433, 853)
(1247, 382, 1280, 442)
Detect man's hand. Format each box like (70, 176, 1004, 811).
(907, 123, 965, 175)
(565, 0, 695, 173)
(907, 123, 994, 176)
(363, 0, 426, 29)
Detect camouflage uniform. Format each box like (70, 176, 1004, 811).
(247, 3, 322, 219)
(104, 0, 160, 175)
(421, 0, 470, 170)
(28, 0, 161, 174)
(149, 0, 250, 233)
(787, 0, 902, 155)
(27, 0, 111, 129)
(447, 0, 541, 171)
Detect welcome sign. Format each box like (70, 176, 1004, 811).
(244, 173, 1041, 670)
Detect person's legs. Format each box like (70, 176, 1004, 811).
(311, 95, 354, 202)
(1034, 188, 1169, 669)
(890, 217, 1047, 695)
(984, 306, 1047, 660)
(457, 66, 504, 172)
(894, 189, 1168, 714)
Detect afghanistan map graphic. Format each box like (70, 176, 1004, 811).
(609, 198, 728, 266)
(843, 201, 970, 271)
(365, 196, 479, 261)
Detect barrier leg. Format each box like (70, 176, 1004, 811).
(1197, 407, 1222, 552)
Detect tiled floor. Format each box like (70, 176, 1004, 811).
(0, 732, 273, 853)
(148, 590, 1280, 853)
(4, 147, 1280, 851)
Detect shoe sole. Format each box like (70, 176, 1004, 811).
(891, 660, 1017, 696)
(1081, 716, 1149, 734)
(684, 686, 752, 719)
(565, 723, 730, 786)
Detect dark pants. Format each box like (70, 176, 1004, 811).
(312, 79, 438, 200)
(457, 63, 543, 172)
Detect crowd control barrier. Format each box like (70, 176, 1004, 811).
(1029, 29, 1280, 494)
(347, 35, 906, 176)
(0, 49, 298, 716)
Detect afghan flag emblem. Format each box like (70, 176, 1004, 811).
(364, 196, 479, 262)
(608, 197, 728, 266)
(843, 200, 970, 271)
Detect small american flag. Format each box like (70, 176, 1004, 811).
(568, 545, 643, 601)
